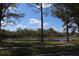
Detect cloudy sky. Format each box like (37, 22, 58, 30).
(2, 3, 63, 32)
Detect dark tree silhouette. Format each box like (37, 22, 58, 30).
(27, 3, 52, 42)
(40, 3, 44, 42)
(0, 3, 23, 42)
(51, 3, 79, 42)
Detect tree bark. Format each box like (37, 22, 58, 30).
(0, 18, 2, 42)
(66, 8, 69, 43)
(78, 27, 79, 33)
(0, 19, 1, 30)
(0, 11, 3, 42)
(77, 26, 79, 36)
(67, 19, 69, 42)
(40, 3, 44, 42)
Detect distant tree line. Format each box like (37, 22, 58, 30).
(0, 28, 65, 39)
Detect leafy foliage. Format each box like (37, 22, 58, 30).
(51, 3, 79, 33)
(0, 3, 23, 28)
(0, 28, 64, 39)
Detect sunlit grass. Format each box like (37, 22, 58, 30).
(1, 40, 66, 47)
(0, 39, 79, 55)
(0, 49, 12, 56)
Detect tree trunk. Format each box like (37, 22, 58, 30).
(40, 3, 44, 42)
(67, 20, 69, 43)
(77, 25, 79, 32)
(0, 19, 2, 42)
(0, 19, 1, 30)
(66, 8, 69, 43)
(77, 26, 79, 36)
(0, 11, 3, 42)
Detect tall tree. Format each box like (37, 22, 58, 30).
(51, 3, 79, 42)
(0, 3, 23, 29)
(0, 3, 23, 42)
(40, 3, 44, 42)
(52, 3, 79, 32)
(27, 3, 51, 42)
(34, 3, 44, 42)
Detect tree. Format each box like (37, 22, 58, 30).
(47, 28, 56, 36)
(52, 3, 79, 32)
(51, 3, 79, 42)
(34, 3, 44, 42)
(40, 3, 44, 42)
(0, 3, 23, 29)
(27, 3, 51, 42)
(0, 3, 23, 42)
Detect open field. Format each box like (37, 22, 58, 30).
(0, 37, 79, 56)
(0, 41, 79, 56)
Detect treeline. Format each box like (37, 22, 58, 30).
(0, 28, 64, 38)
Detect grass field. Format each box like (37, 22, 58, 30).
(0, 37, 79, 56)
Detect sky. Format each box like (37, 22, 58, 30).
(2, 3, 64, 32)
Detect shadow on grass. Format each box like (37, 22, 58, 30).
(0, 41, 32, 56)
(0, 41, 79, 56)
(32, 45, 79, 56)
(11, 47, 32, 56)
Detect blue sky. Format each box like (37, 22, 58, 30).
(2, 3, 64, 32)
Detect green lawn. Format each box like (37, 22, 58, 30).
(0, 38, 79, 56)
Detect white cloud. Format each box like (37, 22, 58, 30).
(50, 26, 63, 32)
(15, 24, 26, 29)
(8, 22, 15, 25)
(39, 22, 49, 29)
(63, 23, 78, 33)
(29, 18, 49, 29)
(8, 7, 12, 10)
(29, 18, 41, 24)
(1, 21, 7, 26)
(36, 3, 51, 8)
(43, 23, 48, 26)
(42, 4, 51, 8)
(1, 21, 16, 27)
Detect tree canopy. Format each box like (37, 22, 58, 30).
(0, 3, 23, 29)
(51, 3, 79, 33)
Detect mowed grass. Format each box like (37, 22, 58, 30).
(0, 41, 79, 56)
(1, 37, 79, 46)
(0, 49, 12, 56)
(0, 38, 79, 56)
(1, 40, 66, 47)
